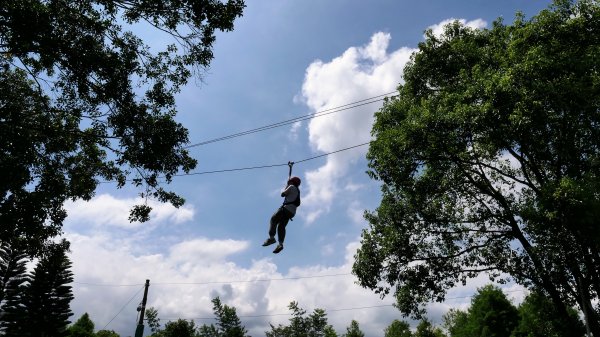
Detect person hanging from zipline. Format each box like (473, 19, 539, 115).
(262, 162, 301, 254)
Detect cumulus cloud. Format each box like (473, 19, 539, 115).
(65, 220, 524, 337)
(65, 193, 195, 229)
(66, 229, 398, 336)
(426, 18, 488, 39)
(299, 32, 414, 223)
(346, 200, 366, 225)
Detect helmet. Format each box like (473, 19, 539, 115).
(288, 176, 301, 186)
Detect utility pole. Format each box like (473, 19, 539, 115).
(134, 279, 150, 337)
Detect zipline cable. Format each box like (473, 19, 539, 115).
(98, 141, 369, 184)
(185, 92, 395, 148)
(175, 142, 370, 178)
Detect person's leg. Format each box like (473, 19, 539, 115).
(263, 208, 284, 246)
(273, 209, 292, 253)
(276, 216, 290, 244)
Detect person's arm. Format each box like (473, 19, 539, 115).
(281, 184, 291, 197)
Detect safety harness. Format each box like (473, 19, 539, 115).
(281, 161, 300, 219)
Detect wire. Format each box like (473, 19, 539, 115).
(73, 272, 353, 287)
(102, 285, 145, 329)
(97, 141, 369, 184)
(97, 92, 389, 184)
(175, 142, 370, 178)
(185, 92, 395, 148)
(166, 304, 397, 320)
(153, 273, 351, 285)
(73, 281, 145, 287)
(161, 289, 527, 321)
(295, 142, 370, 164)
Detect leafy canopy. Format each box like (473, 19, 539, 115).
(0, 0, 245, 256)
(353, 0, 600, 334)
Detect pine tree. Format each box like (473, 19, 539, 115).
(343, 320, 364, 337)
(196, 297, 249, 337)
(0, 243, 30, 336)
(68, 313, 95, 337)
(211, 297, 249, 337)
(22, 244, 74, 337)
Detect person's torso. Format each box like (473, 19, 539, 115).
(283, 185, 299, 215)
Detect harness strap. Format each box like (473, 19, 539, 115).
(284, 161, 296, 221)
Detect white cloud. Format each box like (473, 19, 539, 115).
(64, 194, 195, 229)
(288, 121, 303, 141)
(344, 182, 364, 193)
(66, 229, 397, 336)
(65, 226, 525, 337)
(347, 200, 366, 225)
(426, 18, 488, 39)
(299, 32, 414, 223)
(167, 238, 250, 264)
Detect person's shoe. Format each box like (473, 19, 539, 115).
(273, 244, 284, 254)
(262, 238, 276, 246)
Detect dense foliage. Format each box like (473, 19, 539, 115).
(0, 243, 28, 336)
(512, 291, 585, 337)
(146, 297, 249, 337)
(0, 243, 74, 337)
(443, 285, 518, 337)
(384, 320, 412, 337)
(68, 313, 95, 337)
(443, 285, 585, 337)
(0, 0, 245, 257)
(48, 287, 587, 337)
(353, 0, 600, 334)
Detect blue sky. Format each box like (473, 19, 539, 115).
(62, 1, 553, 336)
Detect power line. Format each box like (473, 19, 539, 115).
(185, 92, 395, 148)
(161, 289, 527, 321)
(167, 304, 397, 321)
(73, 272, 353, 287)
(103, 285, 145, 329)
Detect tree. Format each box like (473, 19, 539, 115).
(0, 0, 245, 257)
(197, 324, 219, 337)
(353, 0, 600, 335)
(512, 291, 585, 337)
(160, 319, 198, 337)
(323, 325, 339, 337)
(0, 243, 29, 336)
(343, 320, 364, 337)
(145, 307, 161, 335)
(95, 331, 120, 337)
(384, 319, 412, 337)
(68, 313, 95, 337)
(266, 302, 336, 337)
(464, 285, 518, 337)
(442, 309, 469, 337)
(414, 319, 446, 337)
(21, 243, 74, 337)
(148, 298, 248, 337)
(209, 297, 249, 337)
